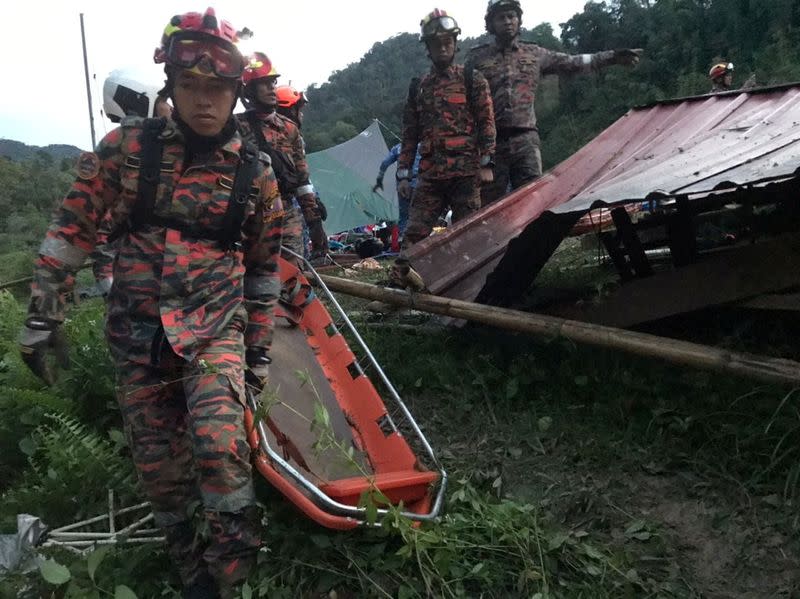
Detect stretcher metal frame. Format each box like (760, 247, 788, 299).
(245, 250, 447, 529)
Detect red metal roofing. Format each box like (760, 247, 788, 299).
(406, 84, 800, 303)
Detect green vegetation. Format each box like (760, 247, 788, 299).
(1, 1, 800, 596)
(0, 284, 797, 597)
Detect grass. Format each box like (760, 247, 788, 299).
(1, 249, 799, 597)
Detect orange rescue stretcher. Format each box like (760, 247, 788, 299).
(244, 251, 447, 530)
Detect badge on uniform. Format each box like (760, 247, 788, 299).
(77, 152, 101, 180)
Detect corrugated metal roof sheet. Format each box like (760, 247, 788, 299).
(406, 84, 800, 303)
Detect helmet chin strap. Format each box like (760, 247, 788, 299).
(173, 112, 238, 159)
(253, 99, 276, 113)
(241, 81, 277, 114)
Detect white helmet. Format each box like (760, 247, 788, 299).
(102, 68, 163, 122)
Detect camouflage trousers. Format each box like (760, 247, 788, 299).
(281, 199, 307, 260)
(403, 175, 481, 246)
(115, 317, 259, 594)
(481, 129, 542, 206)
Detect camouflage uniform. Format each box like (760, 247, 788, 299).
(28, 116, 282, 592)
(236, 109, 318, 259)
(466, 39, 619, 204)
(399, 63, 496, 246)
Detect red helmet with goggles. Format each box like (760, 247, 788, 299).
(242, 52, 280, 85)
(420, 9, 461, 42)
(154, 7, 250, 79)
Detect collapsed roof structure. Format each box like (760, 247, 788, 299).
(406, 84, 800, 326)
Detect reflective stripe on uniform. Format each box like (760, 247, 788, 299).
(244, 275, 280, 298)
(39, 236, 88, 269)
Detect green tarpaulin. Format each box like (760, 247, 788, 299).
(307, 120, 398, 234)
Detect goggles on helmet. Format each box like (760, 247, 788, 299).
(421, 16, 460, 38)
(165, 31, 244, 79)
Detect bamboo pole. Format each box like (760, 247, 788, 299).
(0, 264, 91, 291)
(318, 275, 800, 387)
(0, 275, 33, 291)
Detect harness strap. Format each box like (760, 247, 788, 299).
(126, 118, 261, 249)
(220, 141, 260, 247)
(129, 118, 167, 231)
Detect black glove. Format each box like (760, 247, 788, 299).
(245, 347, 271, 391)
(372, 176, 384, 193)
(308, 219, 329, 255)
(315, 196, 328, 221)
(267, 148, 300, 197)
(614, 48, 643, 66)
(19, 317, 70, 385)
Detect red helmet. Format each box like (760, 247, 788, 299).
(420, 9, 461, 42)
(154, 8, 249, 79)
(709, 62, 734, 81)
(275, 85, 308, 108)
(242, 52, 280, 85)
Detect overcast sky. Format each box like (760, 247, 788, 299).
(1, 1, 586, 149)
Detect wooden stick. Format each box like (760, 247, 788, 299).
(0, 275, 33, 291)
(318, 275, 800, 387)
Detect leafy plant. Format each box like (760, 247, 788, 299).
(1, 413, 138, 529)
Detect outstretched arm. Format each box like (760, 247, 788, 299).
(541, 47, 642, 76)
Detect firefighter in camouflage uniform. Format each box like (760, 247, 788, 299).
(399, 9, 496, 247)
(237, 55, 327, 261)
(89, 69, 173, 297)
(19, 8, 281, 598)
(466, 0, 642, 206)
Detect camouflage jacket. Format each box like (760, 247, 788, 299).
(236, 110, 321, 222)
(29, 116, 283, 365)
(465, 38, 617, 131)
(399, 63, 496, 180)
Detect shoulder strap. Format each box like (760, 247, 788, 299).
(464, 63, 476, 116)
(244, 111, 298, 196)
(129, 117, 167, 231)
(219, 141, 260, 247)
(408, 76, 421, 108)
(124, 118, 260, 249)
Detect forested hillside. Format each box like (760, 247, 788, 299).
(0, 139, 82, 163)
(304, 0, 800, 168)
